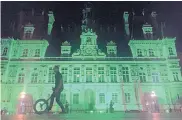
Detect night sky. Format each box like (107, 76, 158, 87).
(1, 1, 182, 55)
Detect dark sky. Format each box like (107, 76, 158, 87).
(1, 1, 182, 53)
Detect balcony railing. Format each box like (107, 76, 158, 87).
(8, 57, 168, 61)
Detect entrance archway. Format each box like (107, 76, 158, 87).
(141, 92, 160, 112)
(84, 89, 95, 111)
(17, 93, 33, 114)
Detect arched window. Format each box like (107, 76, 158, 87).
(137, 49, 142, 57)
(168, 47, 174, 55)
(35, 49, 40, 57)
(31, 73, 38, 83)
(48, 67, 55, 83)
(2, 47, 8, 56)
(139, 73, 146, 83)
(22, 49, 28, 57)
(25, 31, 32, 39)
(18, 73, 25, 84)
(152, 72, 160, 83)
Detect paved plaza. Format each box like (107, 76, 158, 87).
(1, 113, 182, 120)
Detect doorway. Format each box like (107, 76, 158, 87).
(84, 89, 95, 111)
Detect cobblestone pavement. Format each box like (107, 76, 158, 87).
(1, 112, 182, 120)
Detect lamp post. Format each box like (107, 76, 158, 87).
(151, 91, 157, 112)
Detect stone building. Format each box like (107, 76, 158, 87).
(1, 3, 182, 113)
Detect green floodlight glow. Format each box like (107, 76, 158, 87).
(1, 8, 182, 115)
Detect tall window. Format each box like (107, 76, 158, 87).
(110, 67, 117, 82)
(112, 93, 118, 103)
(137, 49, 142, 57)
(73, 67, 80, 82)
(18, 73, 25, 84)
(61, 93, 66, 104)
(98, 67, 105, 82)
(139, 73, 146, 83)
(22, 49, 28, 57)
(31, 73, 38, 83)
(48, 67, 55, 83)
(99, 93, 105, 104)
(152, 72, 159, 83)
(2, 47, 8, 56)
(173, 72, 179, 81)
(62, 67, 68, 83)
(73, 93, 79, 104)
(86, 67, 92, 82)
(125, 93, 131, 103)
(35, 49, 40, 57)
(122, 67, 129, 83)
(149, 49, 154, 57)
(168, 47, 174, 55)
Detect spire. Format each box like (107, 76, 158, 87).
(81, 2, 94, 32)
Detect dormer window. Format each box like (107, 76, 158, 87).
(35, 49, 40, 57)
(168, 47, 174, 55)
(149, 49, 154, 57)
(2, 47, 8, 56)
(22, 49, 28, 57)
(142, 23, 153, 40)
(137, 49, 142, 57)
(25, 31, 32, 39)
(23, 23, 35, 39)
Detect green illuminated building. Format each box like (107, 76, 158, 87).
(1, 4, 182, 114)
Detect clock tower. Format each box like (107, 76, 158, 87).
(72, 3, 106, 59)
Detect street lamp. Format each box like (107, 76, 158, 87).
(151, 91, 156, 97)
(20, 92, 26, 99)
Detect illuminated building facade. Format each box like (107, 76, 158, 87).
(1, 3, 182, 114)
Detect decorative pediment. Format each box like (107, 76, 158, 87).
(107, 41, 116, 46)
(62, 41, 70, 46)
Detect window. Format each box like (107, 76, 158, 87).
(18, 73, 25, 84)
(152, 73, 159, 83)
(125, 93, 130, 103)
(122, 67, 129, 83)
(62, 67, 68, 83)
(35, 49, 40, 57)
(98, 67, 105, 82)
(31, 73, 38, 83)
(48, 67, 55, 83)
(73, 67, 80, 83)
(61, 93, 66, 104)
(2, 47, 8, 56)
(86, 67, 92, 82)
(137, 49, 142, 57)
(112, 93, 118, 103)
(25, 31, 32, 39)
(139, 73, 146, 83)
(149, 49, 154, 57)
(22, 49, 28, 57)
(99, 93, 105, 104)
(73, 93, 79, 104)
(173, 72, 179, 81)
(110, 67, 117, 82)
(168, 47, 174, 55)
